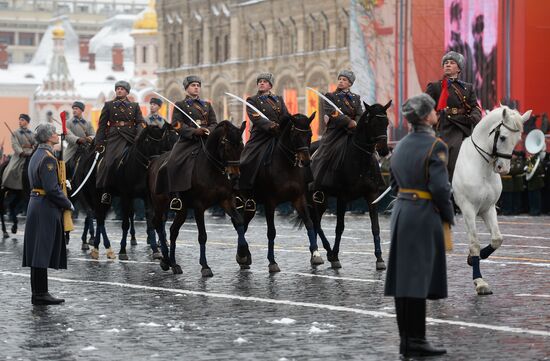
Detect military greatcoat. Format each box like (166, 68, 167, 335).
(65, 116, 95, 175)
(425, 78, 482, 180)
(384, 125, 454, 300)
(167, 96, 217, 193)
(95, 97, 144, 189)
(2, 127, 35, 190)
(22, 144, 72, 269)
(311, 90, 363, 189)
(238, 92, 289, 190)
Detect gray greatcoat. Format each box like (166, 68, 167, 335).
(311, 90, 362, 189)
(238, 92, 289, 190)
(384, 126, 454, 300)
(95, 97, 144, 189)
(22, 144, 72, 269)
(2, 127, 35, 190)
(65, 116, 95, 172)
(425, 78, 482, 180)
(166, 96, 217, 193)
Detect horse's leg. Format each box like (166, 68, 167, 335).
(118, 197, 131, 260)
(92, 205, 113, 259)
(87, 215, 96, 244)
(311, 199, 333, 256)
(130, 206, 137, 246)
(480, 206, 503, 260)
(292, 196, 324, 266)
(366, 195, 386, 270)
(265, 201, 280, 273)
(330, 197, 347, 269)
(165, 207, 187, 274)
(1, 190, 9, 238)
(144, 197, 158, 255)
(7, 190, 18, 234)
(195, 207, 213, 277)
(463, 206, 492, 295)
(221, 198, 252, 269)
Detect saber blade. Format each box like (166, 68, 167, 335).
(306, 87, 343, 115)
(152, 91, 201, 128)
(372, 186, 391, 204)
(224, 92, 269, 120)
(70, 152, 99, 198)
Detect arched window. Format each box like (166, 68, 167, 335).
(224, 34, 229, 61)
(195, 38, 201, 64)
(214, 36, 220, 62)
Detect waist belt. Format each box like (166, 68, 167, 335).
(444, 107, 467, 115)
(109, 121, 135, 127)
(398, 188, 432, 200)
(31, 188, 46, 196)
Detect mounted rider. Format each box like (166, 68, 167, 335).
(238, 72, 290, 211)
(2, 113, 35, 191)
(146, 97, 167, 129)
(65, 101, 95, 177)
(425, 51, 482, 180)
(168, 75, 218, 211)
(310, 70, 368, 202)
(95, 80, 145, 204)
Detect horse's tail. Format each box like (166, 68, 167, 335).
(290, 213, 305, 230)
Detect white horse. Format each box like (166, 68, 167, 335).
(453, 105, 531, 295)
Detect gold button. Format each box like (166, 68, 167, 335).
(412, 194, 417, 200)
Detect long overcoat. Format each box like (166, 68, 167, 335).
(238, 93, 289, 190)
(384, 126, 454, 300)
(22, 144, 72, 269)
(167, 96, 217, 193)
(2, 127, 35, 190)
(311, 90, 362, 189)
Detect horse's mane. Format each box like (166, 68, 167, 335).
(483, 105, 524, 133)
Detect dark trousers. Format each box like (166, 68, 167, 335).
(30, 267, 48, 295)
(395, 297, 426, 339)
(528, 190, 542, 216)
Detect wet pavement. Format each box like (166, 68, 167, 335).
(1, 213, 549, 360)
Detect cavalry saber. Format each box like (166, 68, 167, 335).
(306, 87, 344, 115)
(70, 151, 99, 198)
(224, 92, 270, 120)
(372, 186, 391, 204)
(152, 91, 202, 129)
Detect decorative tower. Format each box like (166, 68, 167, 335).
(131, 0, 159, 80)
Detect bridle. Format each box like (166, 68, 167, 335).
(277, 122, 311, 167)
(471, 120, 520, 163)
(202, 134, 241, 175)
(133, 127, 168, 169)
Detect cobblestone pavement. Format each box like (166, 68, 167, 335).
(0, 213, 549, 360)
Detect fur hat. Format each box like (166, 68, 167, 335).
(183, 75, 201, 89)
(19, 113, 30, 122)
(338, 70, 356, 85)
(114, 80, 131, 93)
(72, 101, 85, 111)
(149, 97, 163, 107)
(402, 93, 435, 124)
(441, 51, 464, 70)
(35, 123, 57, 143)
(256, 72, 274, 86)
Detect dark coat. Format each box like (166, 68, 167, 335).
(384, 126, 454, 300)
(311, 90, 362, 189)
(22, 145, 72, 269)
(425, 78, 482, 180)
(95, 97, 144, 189)
(167, 96, 217, 193)
(239, 92, 289, 190)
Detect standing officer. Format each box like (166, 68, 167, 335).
(310, 70, 363, 203)
(385, 93, 453, 357)
(2, 113, 35, 234)
(238, 72, 289, 211)
(95, 80, 144, 204)
(146, 97, 167, 128)
(425, 51, 482, 181)
(22, 124, 73, 305)
(167, 76, 217, 210)
(65, 101, 95, 176)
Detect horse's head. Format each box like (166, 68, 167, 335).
(208, 120, 244, 177)
(357, 100, 392, 157)
(135, 124, 168, 157)
(281, 112, 315, 167)
(481, 106, 531, 174)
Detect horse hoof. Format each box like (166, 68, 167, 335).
(268, 263, 280, 273)
(240, 264, 250, 270)
(376, 260, 386, 270)
(90, 248, 99, 260)
(172, 265, 183, 274)
(88, 237, 95, 245)
(310, 250, 324, 266)
(474, 278, 493, 295)
(105, 248, 116, 260)
(130, 238, 138, 246)
(331, 261, 342, 269)
(201, 268, 214, 278)
(118, 253, 129, 261)
(152, 252, 163, 260)
(3, 232, 9, 239)
(160, 260, 170, 271)
(81, 243, 90, 251)
(467, 255, 473, 266)
(11, 224, 17, 234)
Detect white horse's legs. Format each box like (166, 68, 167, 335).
(480, 206, 503, 259)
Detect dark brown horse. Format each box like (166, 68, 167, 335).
(240, 112, 323, 273)
(148, 120, 249, 276)
(309, 101, 391, 270)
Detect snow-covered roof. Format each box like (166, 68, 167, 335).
(89, 14, 137, 61)
(31, 17, 79, 66)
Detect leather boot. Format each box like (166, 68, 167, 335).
(400, 298, 446, 357)
(31, 268, 65, 305)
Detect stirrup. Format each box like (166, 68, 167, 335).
(235, 196, 244, 210)
(312, 190, 325, 204)
(100, 193, 111, 205)
(170, 197, 182, 211)
(244, 199, 256, 212)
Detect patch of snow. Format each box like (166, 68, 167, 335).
(66, 328, 74, 332)
(138, 322, 162, 327)
(268, 318, 296, 325)
(233, 337, 247, 344)
(106, 328, 120, 333)
(81, 346, 97, 351)
(308, 326, 328, 334)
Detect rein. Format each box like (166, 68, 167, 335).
(202, 135, 240, 175)
(277, 123, 311, 167)
(470, 121, 520, 163)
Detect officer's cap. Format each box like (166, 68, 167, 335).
(150, 97, 163, 106)
(19, 114, 30, 122)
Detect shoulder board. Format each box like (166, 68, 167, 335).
(435, 137, 449, 149)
